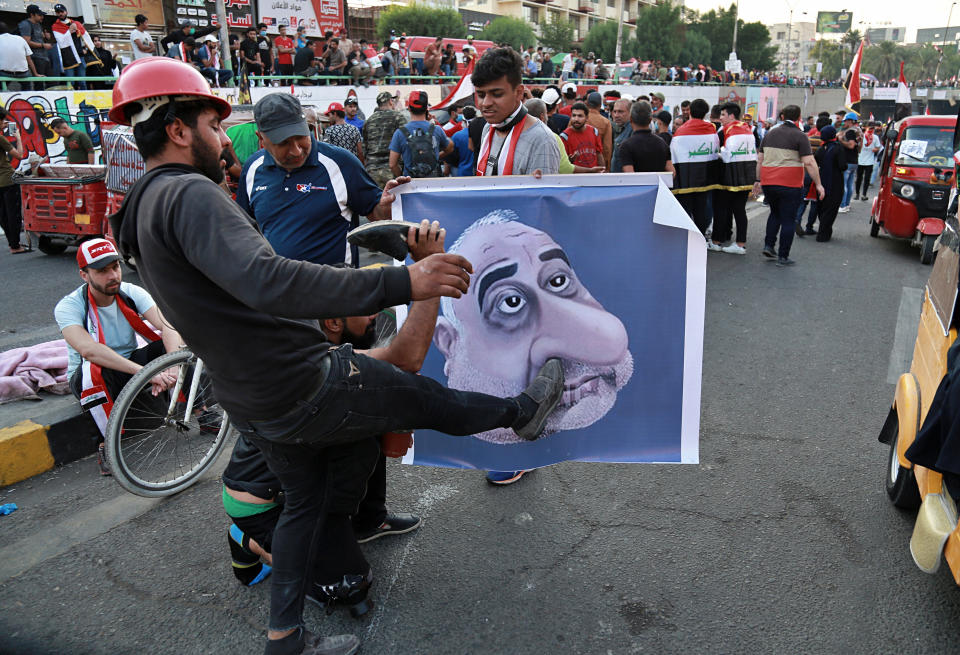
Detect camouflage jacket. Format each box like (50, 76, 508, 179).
(362, 108, 407, 170)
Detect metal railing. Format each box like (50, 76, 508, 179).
(0, 75, 118, 91)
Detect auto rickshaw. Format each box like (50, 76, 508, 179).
(878, 105, 960, 582)
(869, 114, 957, 264)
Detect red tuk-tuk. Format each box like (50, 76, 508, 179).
(19, 164, 111, 255)
(869, 114, 957, 264)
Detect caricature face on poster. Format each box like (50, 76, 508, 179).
(391, 176, 705, 472)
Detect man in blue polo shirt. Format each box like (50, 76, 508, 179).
(237, 93, 396, 266)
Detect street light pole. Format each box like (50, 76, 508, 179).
(786, 7, 793, 74)
(935, 1, 957, 82)
(614, 0, 624, 83)
(732, 2, 739, 55)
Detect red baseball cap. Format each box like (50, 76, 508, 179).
(326, 102, 344, 114)
(77, 238, 119, 269)
(407, 90, 428, 111)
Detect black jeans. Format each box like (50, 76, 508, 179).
(712, 190, 749, 243)
(816, 190, 843, 241)
(678, 191, 711, 234)
(0, 183, 22, 249)
(856, 165, 873, 196)
(763, 185, 803, 258)
(231, 345, 520, 632)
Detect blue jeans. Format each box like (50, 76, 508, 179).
(841, 162, 857, 207)
(201, 67, 233, 87)
(395, 66, 409, 84)
(796, 199, 819, 229)
(230, 345, 521, 633)
(62, 60, 86, 89)
(763, 185, 803, 258)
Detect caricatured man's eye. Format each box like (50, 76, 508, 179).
(498, 294, 525, 314)
(548, 273, 570, 292)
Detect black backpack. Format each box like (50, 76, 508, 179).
(399, 125, 440, 178)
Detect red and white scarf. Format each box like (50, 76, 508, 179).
(79, 286, 160, 436)
(476, 113, 530, 176)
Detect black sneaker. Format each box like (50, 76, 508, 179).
(97, 443, 112, 477)
(762, 246, 777, 259)
(795, 222, 805, 238)
(356, 513, 422, 543)
(512, 359, 564, 441)
(776, 257, 796, 267)
(804, 228, 818, 235)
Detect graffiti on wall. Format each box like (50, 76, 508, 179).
(0, 91, 113, 168)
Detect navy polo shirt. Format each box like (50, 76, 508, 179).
(236, 138, 381, 266)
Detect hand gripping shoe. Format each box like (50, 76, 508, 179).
(512, 358, 564, 441)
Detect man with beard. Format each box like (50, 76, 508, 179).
(109, 59, 564, 654)
(54, 239, 183, 475)
(238, 93, 383, 267)
(609, 98, 633, 173)
(434, 210, 634, 446)
(561, 102, 604, 170)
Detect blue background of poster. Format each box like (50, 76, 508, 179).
(400, 184, 689, 470)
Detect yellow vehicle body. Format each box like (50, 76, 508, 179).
(886, 287, 960, 583)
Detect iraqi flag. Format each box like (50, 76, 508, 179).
(670, 118, 720, 193)
(895, 61, 912, 121)
(843, 39, 864, 115)
(432, 60, 475, 110)
(52, 18, 98, 70)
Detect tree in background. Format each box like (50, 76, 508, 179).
(538, 12, 575, 53)
(375, 4, 466, 42)
(632, 1, 683, 64)
(690, 4, 776, 71)
(678, 29, 712, 69)
(481, 16, 537, 51)
(582, 19, 638, 63)
(809, 40, 843, 79)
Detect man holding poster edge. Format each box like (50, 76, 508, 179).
(469, 45, 560, 484)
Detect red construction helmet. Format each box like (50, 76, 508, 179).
(108, 58, 231, 126)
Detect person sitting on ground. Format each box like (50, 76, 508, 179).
(54, 239, 183, 474)
(50, 117, 94, 164)
(225, 223, 444, 608)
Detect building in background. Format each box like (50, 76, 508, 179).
(456, 0, 657, 43)
(769, 21, 816, 76)
(865, 26, 907, 44)
(916, 25, 960, 48)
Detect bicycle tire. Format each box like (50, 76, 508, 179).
(103, 349, 232, 498)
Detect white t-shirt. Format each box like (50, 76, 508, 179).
(561, 53, 574, 73)
(0, 33, 32, 73)
(859, 133, 881, 166)
(130, 28, 154, 60)
(54, 282, 157, 378)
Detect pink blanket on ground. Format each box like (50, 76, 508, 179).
(0, 339, 70, 404)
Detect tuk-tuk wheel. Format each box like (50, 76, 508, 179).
(869, 217, 880, 238)
(886, 431, 921, 510)
(37, 236, 67, 256)
(919, 234, 937, 265)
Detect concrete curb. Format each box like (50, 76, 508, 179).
(0, 402, 99, 487)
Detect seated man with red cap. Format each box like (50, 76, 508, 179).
(54, 238, 183, 474)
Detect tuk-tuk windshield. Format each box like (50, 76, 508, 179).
(896, 126, 955, 168)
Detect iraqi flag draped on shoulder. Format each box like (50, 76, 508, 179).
(52, 18, 99, 70)
(843, 39, 864, 116)
(432, 60, 475, 111)
(718, 121, 757, 191)
(670, 118, 720, 194)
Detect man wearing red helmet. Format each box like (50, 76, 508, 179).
(108, 58, 564, 655)
(54, 238, 183, 474)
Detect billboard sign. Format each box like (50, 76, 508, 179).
(816, 11, 853, 34)
(256, 0, 344, 36)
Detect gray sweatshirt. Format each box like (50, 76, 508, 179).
(113, 164, 411, 420)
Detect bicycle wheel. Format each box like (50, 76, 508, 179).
(103, 349, 232, 497)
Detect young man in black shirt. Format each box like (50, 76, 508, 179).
(618, 101, 673, 174)
(239, 27, 262, 79)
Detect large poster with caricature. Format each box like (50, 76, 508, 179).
(391, 176, 704, 471)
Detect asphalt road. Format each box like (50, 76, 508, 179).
(2, 198, 959, 655)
